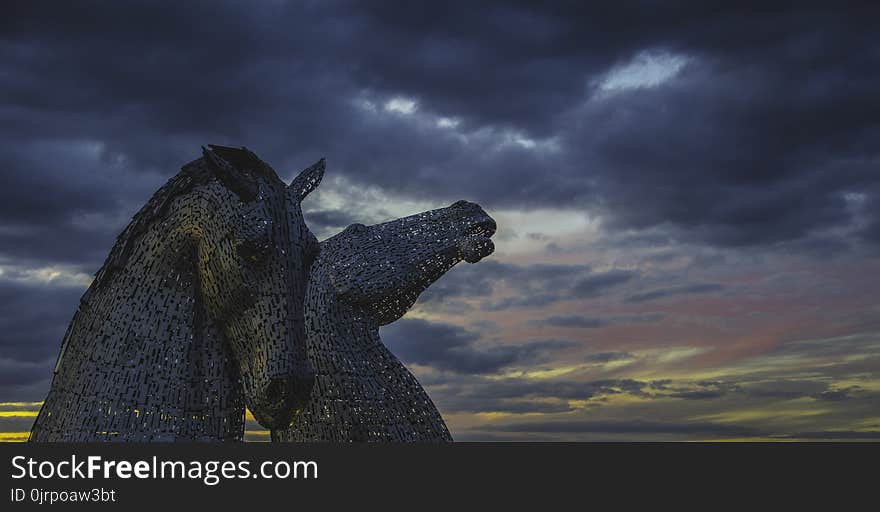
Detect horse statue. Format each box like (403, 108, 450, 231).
(272, 200, 496, 442)
(30, 145, 323, 441)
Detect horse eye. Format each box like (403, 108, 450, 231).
(236, 239, 270, 265)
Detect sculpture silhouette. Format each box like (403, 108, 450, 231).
(272, 200, 496, 442)
(30, 145, 323, 441)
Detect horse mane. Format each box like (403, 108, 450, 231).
(87, 146, 280, 295)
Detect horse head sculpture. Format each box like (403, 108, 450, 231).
(31, 145, 322, 441)
(274, 200, 496, 442)
(327, 200, 496, 325)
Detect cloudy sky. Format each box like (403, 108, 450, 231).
(2, 1, 879, 441)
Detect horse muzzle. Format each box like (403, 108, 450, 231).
(458, 206, 497, 263)
(251, 373, 315, 429)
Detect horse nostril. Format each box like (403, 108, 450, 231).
(265, 377, 288, 405)
(483, 217, 497, 235)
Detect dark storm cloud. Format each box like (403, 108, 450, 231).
(485, 267, 635, 309)
(436, 397, 575, 415)
(568, 63, 876, 249)
(767, 331, 880, 361)
(570, 270, 637, 298)
(0, 359, 52, 403)
(439, 263, 636, 311)
(1, 0, 876, 269)
(546, 316, 610, 329)
(856, 188, 880, 245)
(813, 387, 864, 402)
(665, 380, 743, 400)
(481, 293, 562, 312)
(431, 372, 876, 414)
(584, 351, 635, 363)
(643, 378, 869, 403)
(416, 261, 521, 304)
(542, 313, 663, 329)
(0, 139, 164, 267)
(303, 209, 364, 236)
(431, 377, 654, 410)
(417, 260, 594, 309)
(0, 280, 82, 363)
(624, 283, 724, 304)
(380, 318, 574, 374)
(0, 358, 50, 388)
(0, 279, 81, 401)
(742, 379, 830, 399)
(364, 2, 880, 250)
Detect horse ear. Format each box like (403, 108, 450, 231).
(202, 146, 259, 201)
(289, 158, 325, 202)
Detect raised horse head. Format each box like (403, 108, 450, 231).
(324, 200, 497, 325)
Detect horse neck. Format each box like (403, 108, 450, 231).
(36, 187, 243, 440)
(287, 267, 453, 442)
(304, 272, 382, 360)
